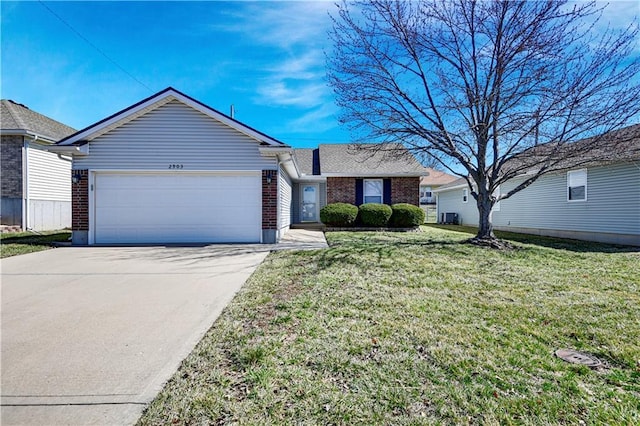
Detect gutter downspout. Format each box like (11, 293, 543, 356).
(22, 137, 30, 231)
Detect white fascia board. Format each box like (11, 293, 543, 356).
(0, 129, 57, 144)
(43, 144, 89, 156)
(432, 183, 469, 193)
(296, 175, 326, 182)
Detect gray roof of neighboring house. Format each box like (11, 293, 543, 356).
(503, 123, 640, 175)
(294, 143, 427, 176)
(1, 100, 76, 142)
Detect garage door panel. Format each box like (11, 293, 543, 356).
(94, 173, 261, 244)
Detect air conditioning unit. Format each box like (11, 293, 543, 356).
(440, 212, 459, 225)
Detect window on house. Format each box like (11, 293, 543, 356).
(462, 188, 468, 203)
(567, 169, 587, 201)
(364, 179, 383, 203)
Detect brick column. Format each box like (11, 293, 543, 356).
(71, 170, 89, 244)
(391, 177, 420, 205)
(262, 170, 278, 243)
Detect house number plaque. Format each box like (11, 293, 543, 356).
(168, 164, 184, 169)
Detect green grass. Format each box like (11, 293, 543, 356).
(138, 226, 640, 425)
(0, 230, 71, 258)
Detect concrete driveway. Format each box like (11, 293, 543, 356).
(1, 245, 269, 425)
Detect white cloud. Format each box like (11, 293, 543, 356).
(216, 2, 336, 109)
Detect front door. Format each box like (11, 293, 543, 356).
(301, 184, 319, 222)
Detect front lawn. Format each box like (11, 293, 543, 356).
(138, 226, 639, 425)
(0, 230, 71, 258)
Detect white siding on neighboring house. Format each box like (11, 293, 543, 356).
(278, 163, 292, 235)
(26, 145, 71, 201)
(73, 100, 277, 171)
(437, 186, 479, 225)
(26, 144, 71, 231)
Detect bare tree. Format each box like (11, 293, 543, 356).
(327, 0, 640, 244)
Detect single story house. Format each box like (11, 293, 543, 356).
(292, 144, 427, 223)
(1, 100, 76, 231)
(419, 168, 457, 204)
(435, 124, 640, 246)
(49, 87, 427, 245)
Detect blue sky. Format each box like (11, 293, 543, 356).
(1, 1, 638, 149)
(1, 1, 346, 147)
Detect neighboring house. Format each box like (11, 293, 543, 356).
(292, 144, 427, 224)
(419, 168, 457, 204)
(1, 100, 76, 231)
(434, 125, 640, 246)
(48, 87, 427, 245)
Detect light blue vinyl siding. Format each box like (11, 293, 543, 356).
(73, 100, 276, 171)
(437, 162, 640, 239)
(494, 162, 639, 235)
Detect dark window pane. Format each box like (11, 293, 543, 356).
(569, 186, 585, 200)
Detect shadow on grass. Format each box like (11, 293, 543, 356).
(426, 224, 639, 254)
(318, 233, 469, 270)
(0, 231, 71, 246)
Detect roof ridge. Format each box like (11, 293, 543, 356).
(1, 100, 27, 129)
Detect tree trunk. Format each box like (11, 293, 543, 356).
(476, 195, 495, 240)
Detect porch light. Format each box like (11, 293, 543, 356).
(265, 170, 275, 184)
(72, 171, 83, 184)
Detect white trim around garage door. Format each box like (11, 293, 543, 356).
(89, 170, 262, 245)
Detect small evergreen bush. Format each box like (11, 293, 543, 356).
(358, 203, 392, 227)
(320, 203, 359, 226)
(390, 203, 425, 227)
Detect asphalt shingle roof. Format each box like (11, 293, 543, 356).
(310, 143, 426, 176)
(436, 124, 640, 192)
(293, 148, 316, 175)
(1, 100, 76, 141)
(420, 168, 457, 186)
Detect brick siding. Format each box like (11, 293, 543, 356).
(326, 177, 356, 204)
(262, 170, 278, 229)
(1, 135, 23, 198)
(326, 176, 420, 205)
(391, 177, 420, 205)
(72, 170, 89, 231)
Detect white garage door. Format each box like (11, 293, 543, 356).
(94, 173, 261, 244)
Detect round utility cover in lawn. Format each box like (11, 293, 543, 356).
(555, 349, 602, 368)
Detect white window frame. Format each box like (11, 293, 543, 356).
(364, 179, 383, 204)
(492, 185, 501, 212)
(462, 188, 469, 203)
(567, 169, 587, 202)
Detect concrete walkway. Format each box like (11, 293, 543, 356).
(274, 229, 329, 251)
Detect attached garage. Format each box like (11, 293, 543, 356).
(51, 87, 296, 245)
(93, 172, 261, 244)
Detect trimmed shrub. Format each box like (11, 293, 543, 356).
(320, 203, 358, 227)
(358, 203, 393, 227)
(390, 203, 425, 227)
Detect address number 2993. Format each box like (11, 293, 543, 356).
(168, 164, 184, 169)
